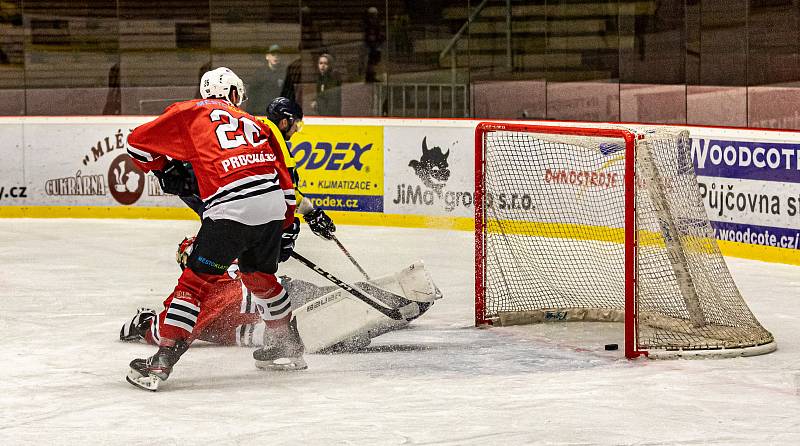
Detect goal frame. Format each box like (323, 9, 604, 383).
(474, 122, 647, 359)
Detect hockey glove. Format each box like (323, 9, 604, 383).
(120, 307, 157, 342)
(280, 217, 301, 263)
(153, 160, 198, 196)
(303, 208, 336, 240)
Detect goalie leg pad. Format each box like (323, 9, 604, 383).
(293, 262, 443, 352)
(361, 261, 443, 304)
(295, 288, 411, 353)
(396, 261, 443, 303)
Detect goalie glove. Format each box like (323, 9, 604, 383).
(303, 208, 336, 240)
(153, 160, 198, 196)
(280, 217, 301, 263)
(120, 307, 157, 343)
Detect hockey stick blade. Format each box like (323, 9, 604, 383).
(290, 252, 411, 320)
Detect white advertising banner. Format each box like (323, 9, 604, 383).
(383, 123, 475, 217)
(689, 127, 800, 251)
(4, 115, 800, 259)
(0, 122, 25, 205)
(5, 117, 184, 208)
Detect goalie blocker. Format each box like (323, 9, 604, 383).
(122, 261, 442, 353)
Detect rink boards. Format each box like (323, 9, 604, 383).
(2, 116, 800, 265)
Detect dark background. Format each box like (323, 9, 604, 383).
(1, 1, 798, 128)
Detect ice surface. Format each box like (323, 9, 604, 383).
(1, 219, 799, 445)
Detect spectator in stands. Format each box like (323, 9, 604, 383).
(362, 6, 385, 83)
(247, 44, 287, 115)
(311, 53, 342, 116)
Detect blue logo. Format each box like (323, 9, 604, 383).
(288, 141, 371, 171)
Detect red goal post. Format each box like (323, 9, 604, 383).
(474, 122, 776, 359)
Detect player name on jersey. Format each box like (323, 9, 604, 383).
(220, 151, 277, 173)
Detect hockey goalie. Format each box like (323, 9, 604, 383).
(120, 237, 443, 355)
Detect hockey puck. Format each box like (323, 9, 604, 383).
(604, 343, 619, 351)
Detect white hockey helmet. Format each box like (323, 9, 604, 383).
(200, 67, 247, 106)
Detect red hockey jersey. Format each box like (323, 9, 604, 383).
(127, 99, 295, 226)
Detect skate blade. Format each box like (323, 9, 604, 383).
(126, 369, 163, 391)
(255, 357, 308, 371)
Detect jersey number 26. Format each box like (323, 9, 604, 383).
(210, 109, 267, 150)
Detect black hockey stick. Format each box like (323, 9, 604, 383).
(331, 235, 371, 280)
(289, 251, 415, 321)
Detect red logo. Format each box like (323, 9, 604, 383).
(108, 154, 145, 205)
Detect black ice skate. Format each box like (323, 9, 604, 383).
(119, 307, 156, 343)
(253, 318, 307, 371)
(126, 342, 188, 391)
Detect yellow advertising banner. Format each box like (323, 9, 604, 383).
(288, 125, 383, 212)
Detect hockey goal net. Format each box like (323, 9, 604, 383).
(474, 122, 776, 359)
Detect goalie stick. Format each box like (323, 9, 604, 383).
(332, 235, 371, 280)
(289, 251, 417, 321)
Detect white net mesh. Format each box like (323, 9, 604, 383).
(479, 127, 775, 355)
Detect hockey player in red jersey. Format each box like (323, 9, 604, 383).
(125, 67, 304, 391)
